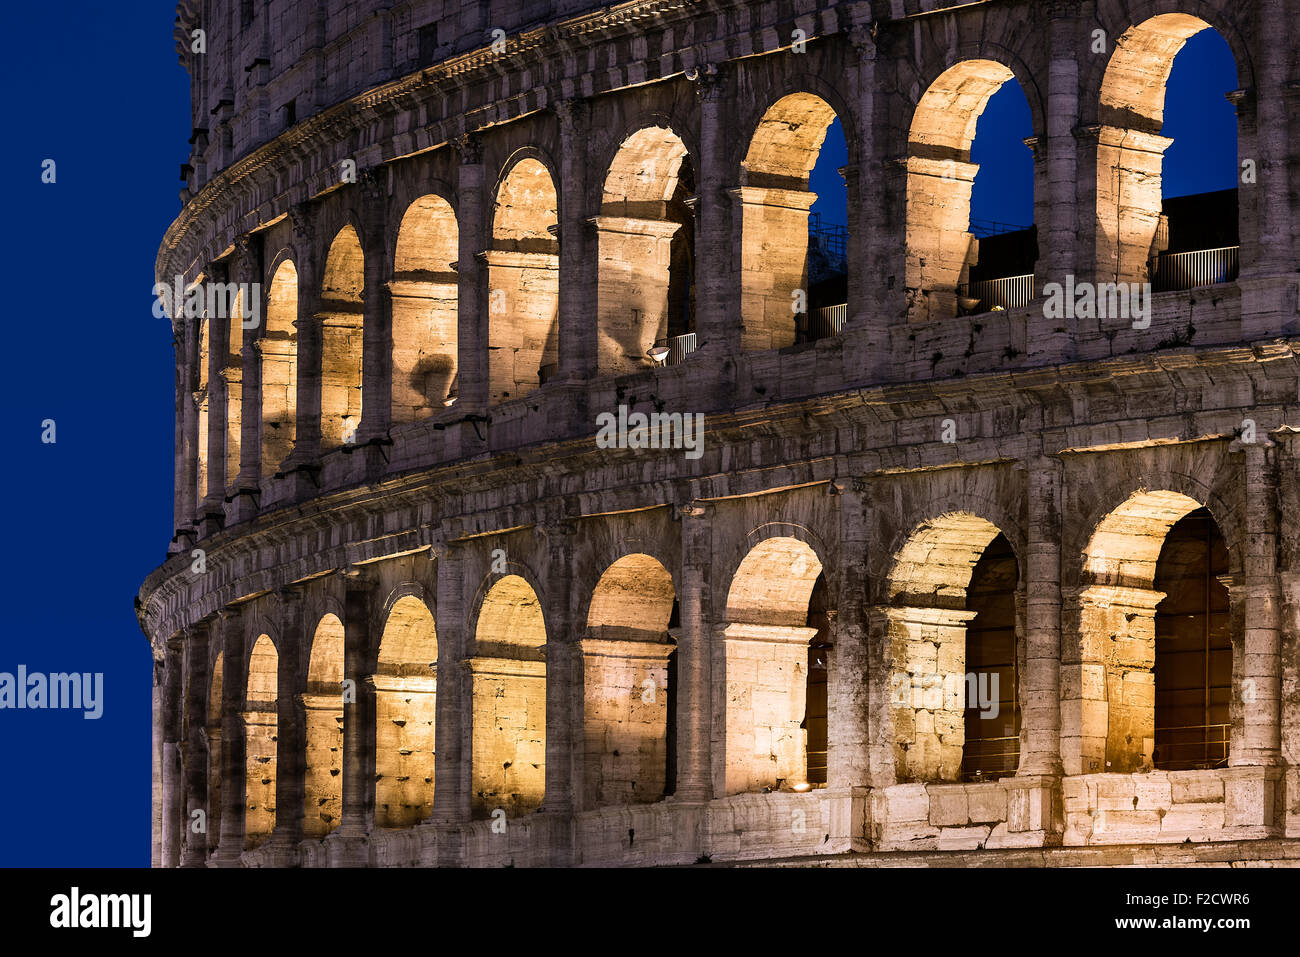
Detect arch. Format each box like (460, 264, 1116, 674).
(582, 554, 677, 808)
(719, 536, 825, 796)
(1066, 488, 1235, 774)
(261, 259, 298, 477)
(373, 595, 438, 828)
(737, 92, 845, 351)
(319, 225, 364, 448)
(243, 634, 278, 849)
(303, 614, 343, 839)
(195, 313, 209, 504)
(487, 157, 559, 404)
(470, 574, 546, 818)
(1094, 14, 1239, 285)
(905, 59, 1032, 320)
(596, 125, 695, 374)
(884, 512, 1019, 783)
(391, 194, 459, 421)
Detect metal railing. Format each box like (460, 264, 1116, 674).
(1152, 245, 1239, 292)
(1154, 723, 1229, 771)
(960, 736, 1021, 781)
(956, 273, 1036, 313)
(809, 213, 847, 261)
(968, 218, 1031, 239)
(807, 303, 847, 340)
(666, 332, 697, 365)
(806, 749, 828, 783)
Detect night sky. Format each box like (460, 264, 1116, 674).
(0, 3, 1238, 865)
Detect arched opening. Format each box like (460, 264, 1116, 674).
(243, 634, 278, 849)
(961, 533, 1020, 780)
(206, 652, 224, 857)
(392, 195, 459, 420)
(1097, 15, 1239, 290)
(319, 225, 364, 448)
(886, 513, 1019, 783)
(803, 573, 832, 786)
(261, 260, 298, 477)
(1153, 508, 1232, 770)
(721, 537, 824, 796)
(739, 93, 846, 348)
(1070, 490, 1233, 774)
(470, 574, 546, 818)
(488, 159, 559, 402)
(598, 126, 695, 371)
(223, 290, 244, 490)
(906, 61, 1036, 319)
(582, 554, 676, 807)
(303, 614, 343, 839)
(374, 596, 438, 828)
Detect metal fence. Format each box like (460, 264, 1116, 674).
(956, 273, 1036, 313)
(666, 332, 697, 365)
(1154, 723, 1230, 771)
(1152, 245, 1239, 292)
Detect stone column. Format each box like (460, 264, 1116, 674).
(176, 310, 200, 549)
(286, 202, 322, 479)
(675, 502, 714, 801)
(1032, 0, 1081, 360)
(211, 609, 247, 866)
(199, 261, 228, 537)
(554, 99, 597, 389)
(161, 637, 185, 867)
(1021, 455, 1064, 776)
(357, 167, 393, 449)
(539, 521, 577, 863)
(264, 587, 306, 864)
(590, 217, 681, 375)
(689, 64, 740, 359)
(730, 186, 816, 352)
(431, 540, 470, 865)
(1234, 441, 1283, 766)
(230, 234, 263, 523)
(823, 477, 871, 851)
(150, 645, 163, 867)
(329, 571, 375, 865)
(449, 133, 489, 457)
(180, 621, 210, 866)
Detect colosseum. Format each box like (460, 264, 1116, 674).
(139, 0, 1300, 868)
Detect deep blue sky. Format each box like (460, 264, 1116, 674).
(0, 6, 1238, 866)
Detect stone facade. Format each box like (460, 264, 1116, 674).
(141, 0, 1300, 867)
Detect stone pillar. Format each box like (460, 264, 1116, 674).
(540, 522, 576, 823)
(1021, 456, 1064, 776)
(229, 235, 263, 523)
(199, 261, 228, 537)
(483, 249, 560, 399)
(357, 167, 393, 448)
(329, 572, 375, 865)
(161, 637, 185, 867)
(150, 645, 163, 867)
(554, 99, 597, 389)
(1234, 441, 1283, 766)
(180, 622, 210, 866)
(842, 24, 883, 377)
(286, 203, 322, 476)
(211, 609, 247, 866)
(1090, 126, 1173, 288)
(432, 541, 471, 835)
(450, 133, 489, 455)
(904, 157, 980, 322)
(590, 217, 680, 375)
(689, 65, 739, 359)
(1033, 1, 1081, 361)
(176, 311, 200, 549)
(263, 588, 306, 864)
(1238, 0, 1296, 339)
(577, 635, 675, 809)
(675, 502, 714, 801)
(823, 478, 871, 851)
(731, 186, 816, 352)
